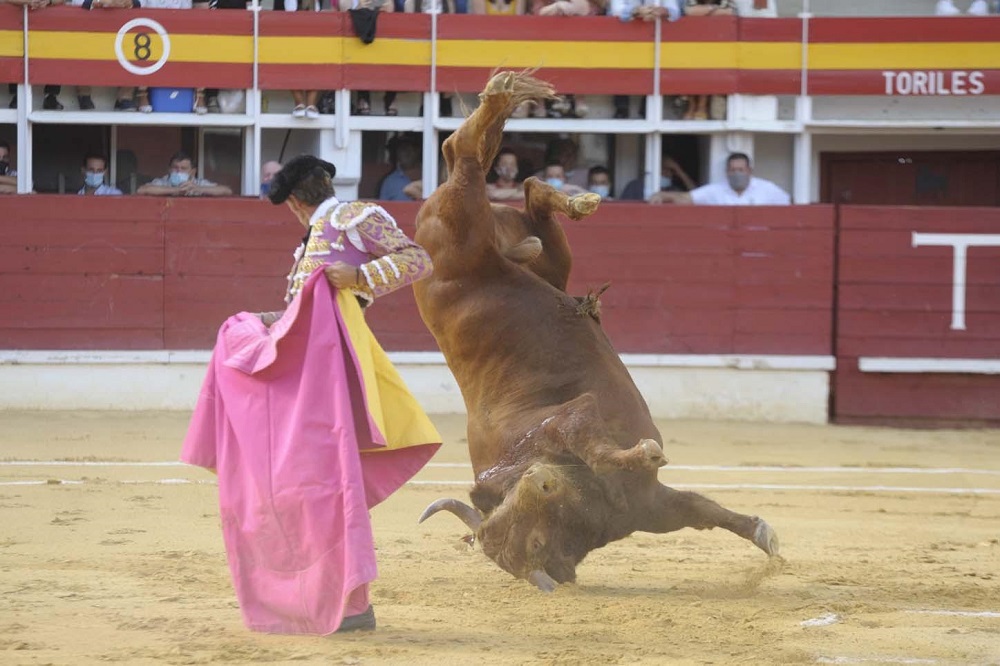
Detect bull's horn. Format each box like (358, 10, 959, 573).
(418, 498, 483, 532)
(527, 569, 558, 593)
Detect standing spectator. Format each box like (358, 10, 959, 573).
(486, 148, 524, 202)
(586, 165, 612, 199)
(683, 0, 734, 120)
(619, 154, 696, 201)
(137, 151, 233, 197)
(378, 135, 421, 200)
(651, 152, 790, 205)
(345, 0, 398, 116)
(260, 160, 282, 198)
(609, 0, 682, 119)
(4, 0, 66, 110)
(78, 154, 123, 196)
(0, 140, 17, 194)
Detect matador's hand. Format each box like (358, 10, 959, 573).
(324, 261, 364, 290)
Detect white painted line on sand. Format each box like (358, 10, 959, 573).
(817, 658, 936, 665)
(905, 610, 1000, 618)
(801, 613, 840, 627)
(3, 461, 999, 477)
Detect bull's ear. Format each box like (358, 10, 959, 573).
(503, 236, 543, 264)
(469, 482, 505, 514)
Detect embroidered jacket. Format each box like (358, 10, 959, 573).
(285, 197, 432, 306)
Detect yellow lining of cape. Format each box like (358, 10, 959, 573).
(336, 290, 442, 452)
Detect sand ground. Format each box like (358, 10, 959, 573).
(1, 411, 998, 666)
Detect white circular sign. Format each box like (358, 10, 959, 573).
(114, 18, 171, 76)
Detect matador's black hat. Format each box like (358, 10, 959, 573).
(267, 155, 337, 205)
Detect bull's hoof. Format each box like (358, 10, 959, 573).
(752, 518, 780, 557)
(569, 192, 601, 219)
(638, 438, 668, 468)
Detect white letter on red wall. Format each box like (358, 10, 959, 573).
(912, 232, 1000, 331)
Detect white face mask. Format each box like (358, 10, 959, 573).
(85, 172, 105, 188)
(589, 184, 610, 198)
(169, 171, 190, 187)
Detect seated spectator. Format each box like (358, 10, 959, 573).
(652, 152, 789, 205)
(137, 151, 233, 197)
(74, 0, 142, 111)
(543, 162, 587, 196)
(683, 0, 734, 120)
(486, 148, 524, 202)
(0, 140, 17, 194)
(141, 0, 207, 113)
(537, 137, 589, 189)
(609, 0, 682, 119)
(79, 153, 123, 196)
(345, 0, 399, 116)
(204, 0, 250, 113)
(4, 0, 65, 110)
(586, 165, 612, 199)
(405, 0, 456, 117)
(275, 0, 322, 118)
(468, 0, 524, 13)
(619, 154, 696, 201)
(935, 0, 961, 14)
(529, 1, 599, 118)
(260, 160, 282, 198)
(378, 135, 422, 201)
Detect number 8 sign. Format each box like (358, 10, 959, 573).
(114, 18, 171, 76)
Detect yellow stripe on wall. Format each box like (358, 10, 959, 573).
(258, 36, 344, 65)
(436, 40, 655, 69)
(0, 29, 21, 58)
(660, 42, 802, 70)
(809, 43, 1000, 70)
(27, 31, 251, 63)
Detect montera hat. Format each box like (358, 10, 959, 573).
(268, 155, 337, 205)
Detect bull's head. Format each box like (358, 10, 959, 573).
(419, 461, 604, 592)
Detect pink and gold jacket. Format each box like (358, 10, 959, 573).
(285, 197, 432, 307)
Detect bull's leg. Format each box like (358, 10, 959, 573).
(643, 485, 780, 557)
(533, 394, 667, 475)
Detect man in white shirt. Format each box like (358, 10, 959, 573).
(79, 154, 123, 196)
(651, 152, 791, 205)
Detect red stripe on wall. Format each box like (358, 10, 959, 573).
(259, 10, 347, 37)
(436, 66, 654, 95)
(0, 59, 22, 84)
(344, 63, 431, 93)
(738, 69, 801, 95)
(0, 4, 21, 30)
(29, 60, 252, 89)
(738, 17, 801, 42)
(259, 63, 341, 90)
(436, 14, 654, 42)
(27, 7, 253, 36)
(661, 68, 739, 95)
(810, 70, 1000, 96)
(661, 15, 738, 42)
(809, 17, 1000, 44)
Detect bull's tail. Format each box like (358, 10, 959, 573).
(442, 70, 557, 177)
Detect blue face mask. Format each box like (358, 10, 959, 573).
(84, 172, 104, 188)
(546, 177, 564, 190)
(660, 175, 673, 190)
(260, 182, 271, 197)
(589, 184, 610, 198)
(169, 171, 190, 187)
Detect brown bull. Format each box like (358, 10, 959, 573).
(413, 71, 779, 592)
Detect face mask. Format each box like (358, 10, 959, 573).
(0, 160, 8, 176)
(546, 177, 564, 189)
(169, 171, 190, 187)
(260, 182, 271, 196)
(660, 175, 672, 190)
(84, 172, 105, 188)
(589, 184, 610, 198)
(495, 166, 517, 180)
(727, 172, 750, 191)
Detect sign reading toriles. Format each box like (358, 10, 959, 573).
(883, 71, 985, 96)
(114, 18, 171, 76)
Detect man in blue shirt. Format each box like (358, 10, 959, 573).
(79, 154, 123, 196)
(378, 135, 422, 201)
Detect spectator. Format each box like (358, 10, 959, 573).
(935, 0, 961, 14)
(538, 137, 589, 189)
(468, 0, 524, 13)
(652, 152, 789, 205)
(529, 0, 598, 118)
(543, 162, 587, 196)
(4, 0, 66, 110)
(619, 155, 696, 201)
(378, 136, 421, 200)
(405, 0, 455, 117)
(79, 153, 123, 195)
(74, 0, 142, 111)
(137, 151, 233, 197)
(609, 0, 681, 119)
(276, 0, 322, 118)
(204, 0, 250, 113)
(260, 160, 282, 198)
(486, 148, 524, 202)
(683, 0, 734, 120)
(586, 165, 612, 199)
(0, 140, 17, 194)
(345, 0, 398, 116)
(141, 0, 207, 113)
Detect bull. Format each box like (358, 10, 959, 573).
(412, 71, 779, 592)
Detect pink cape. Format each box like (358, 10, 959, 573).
(180, 270, 440, 635)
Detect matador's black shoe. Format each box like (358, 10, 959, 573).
(336, 605, 376, 633)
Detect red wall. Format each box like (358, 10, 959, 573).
(834, 206, 1000, 425)
(3, 196, 998, 424)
